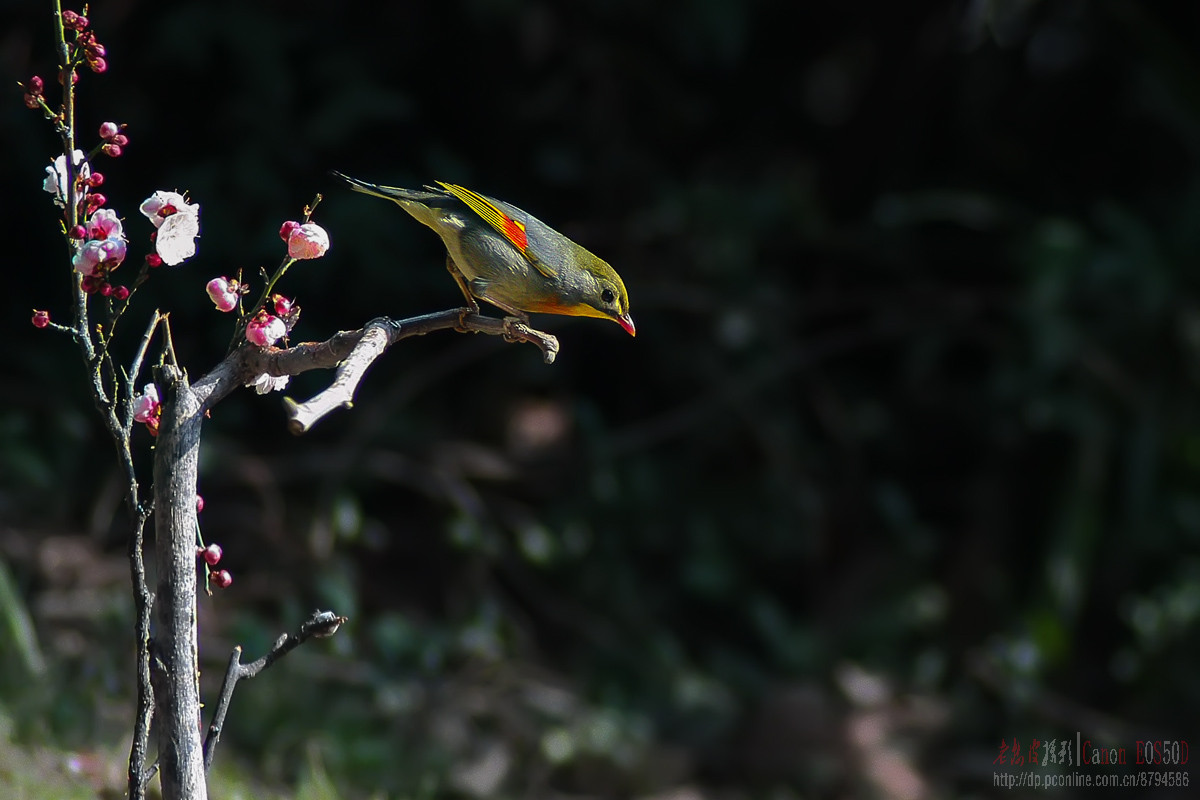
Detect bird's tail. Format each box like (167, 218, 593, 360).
(330, 171, 449, 204)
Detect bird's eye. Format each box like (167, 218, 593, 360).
(601, 288, 615, 305)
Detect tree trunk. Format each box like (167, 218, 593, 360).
(152, 365, 208, 800)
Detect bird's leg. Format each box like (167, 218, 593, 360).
(501, 313, 533, 343)
(481, 296, 533, 343)
(445, 254, 479, 330)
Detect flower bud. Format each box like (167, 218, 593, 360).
(286, 222, 330, 260)
(145, 253, 162, 268)
(32, 310, 50, 329)
(24, 93, 40, 109)
(98, 121, 119, 139)
(69, 225, 87, 239)
(88, 57, 107, 74)
(211, 569, 233, 589)
(279, 220, 300, 242)
(111, 133, 129, 147)
(102, 143, 122, 158)
(245, 313, 287, 347)
(203, 544, 223, 566)
(113, 285, 130, 300)
(206, 277, 239, 312)
(29, 76, 44, 93)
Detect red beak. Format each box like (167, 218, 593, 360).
(618, 313, 636, 337)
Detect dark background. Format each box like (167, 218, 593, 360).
(2, 0, 1199, 797)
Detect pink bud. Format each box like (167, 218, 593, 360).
(203, 544, 223, 566)
(272, 294, 293, 316)
(98, 121, 119, 139)
(87, 172, 104, 187)
(279, 220, 300, 242)
(245, 313, 286, 347)
(32, 310, 50, 329)
(61, 10, 78, 26)
(89, 58, 107, 74)
(57, 70, 79, 86)
(81, 275, 100, 294)
(102, 143, 122, 158)
(99, 282, 113, 297)
(113, 285, 130, 301)
(111, 133, 129, 147)
(211, 569, 233, 589)
(145, 253, 163, 268)
(69, 225, 86, 239)
(206, 277, 239, 312)
(196, 495, 205, 513)
(286, 222, 330, 260)
(23, 93, 39, 109)
(29, 76, 44, 93)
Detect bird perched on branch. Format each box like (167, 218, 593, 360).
(332, 172, 635, 337)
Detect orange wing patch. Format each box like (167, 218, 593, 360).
(438, 181, 528, 254)
(502, 216, 528, 250)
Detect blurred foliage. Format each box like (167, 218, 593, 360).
(3, 0, 1200, 797)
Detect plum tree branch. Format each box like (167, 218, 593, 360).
(188, 307, 559, 433)
(202, 610, 348, 772)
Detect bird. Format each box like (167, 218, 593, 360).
(332, 172, 635, 337)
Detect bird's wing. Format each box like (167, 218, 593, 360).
(436, 181, 558, 279)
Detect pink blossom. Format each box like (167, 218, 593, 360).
(71, 209, 128, 276)
(98, 121, 119, 140)
(132, 384, 161, 423)
(43, 150, 90, 206)
(245, 313, 286, 347)
(272, 294, 293, 316)
(73, 238, 128, 276)
(86, 208, 124, 241)
(206, 277, 239, 312)
(285, 222, 330, 260)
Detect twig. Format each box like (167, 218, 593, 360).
(124, 312, 161, 800)
(202, 610, 348, 772)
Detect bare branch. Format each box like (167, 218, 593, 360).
(188, 307, 558, 433)
(283, 309, 558, 434)
(202, 610, 348, 772)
